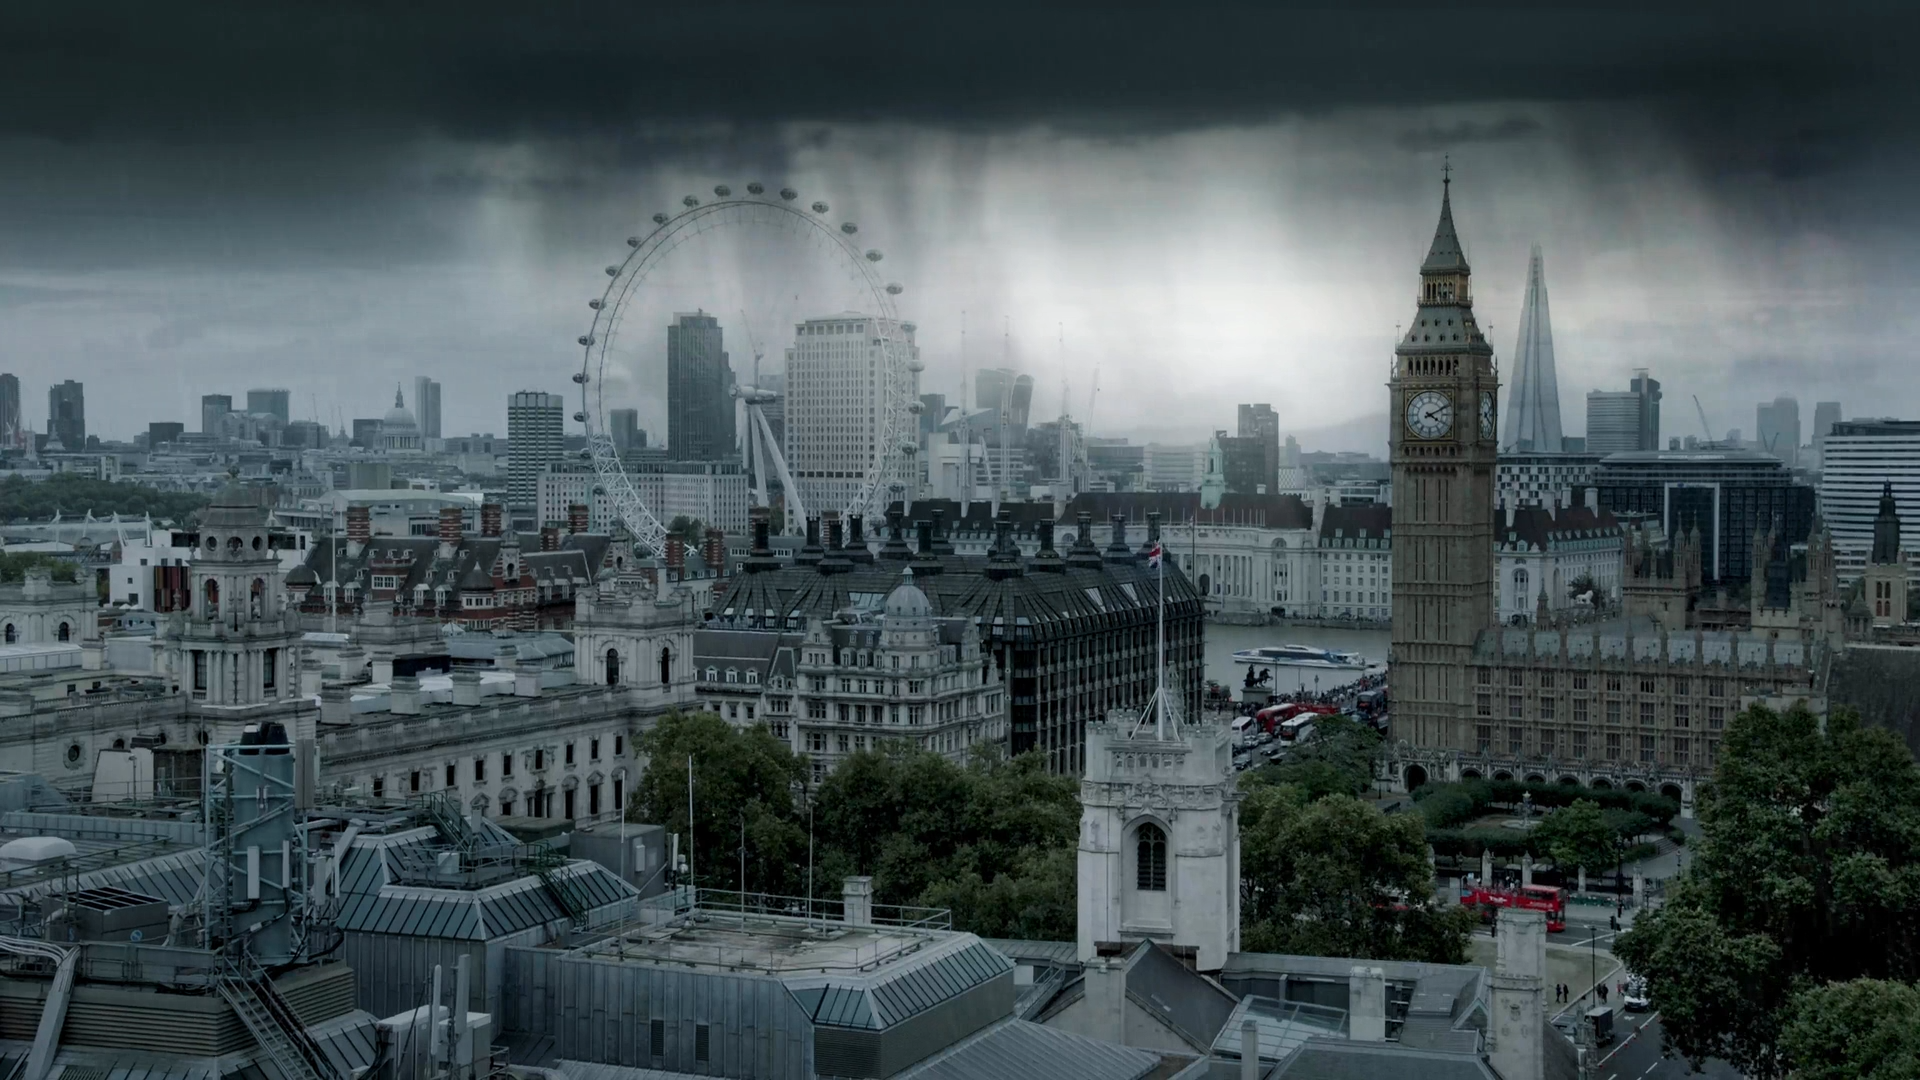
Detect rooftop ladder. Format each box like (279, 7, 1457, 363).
(216, 950, 340, 1080)
(522, 846, 588, 930)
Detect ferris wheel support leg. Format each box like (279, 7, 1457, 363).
(753, 407, 806, 536)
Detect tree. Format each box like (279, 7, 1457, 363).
(1615, 704, 1920, 1078)
(0, 473, 208, 524)
(664, 515, 707, 544)
(1260, 713, 1381, 799)
(1239, 778, 1474, 963)
(1779, 979, 1920, 1080)
(0, 551, 77, 583)
(628, 710, 809, 897)
(1567, 572, 1607, 611)
(1531, 799, 1620, 875)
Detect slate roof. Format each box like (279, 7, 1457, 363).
(1317, 505, 1391, 545)
(1060, 493, 1313, 531)
(1828, 644, 1920, 757)
(713, 532, 1200, 639)
(893, 1018, 1166, 1080)
(1127, 941, 1239, 1053)
(1496, 505, 1620, 552)
(293, 532, 610, 604)
(1269, 1039, 1496, 1080)
(786, 937, 1012, 1031)
(1420, 183, 1469, 275)
(1469, 620, 1816, 671)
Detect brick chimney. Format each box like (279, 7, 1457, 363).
(702, 527, 725, 577)
(540, 526, 560, 552)
(345, 505, 372, 545)
(567, 502, 589, 535)
(437, 506, 464, 545)
(480, 502, 503, 538)
(665, 535, 686, 577)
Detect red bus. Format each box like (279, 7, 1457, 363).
(1254, 702, 1337, 736)
(1461, 883, 1566, 932)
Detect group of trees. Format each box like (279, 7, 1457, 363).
(1615, 704, 1920, 1079)
(628, 710, 1080, 939)
(0, 551, 77, 584)
(0, 473, 207, 525)
(630, 708, 1472, 962)
(1415, 777, 1675, 862)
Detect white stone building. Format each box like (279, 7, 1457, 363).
(1494, 503, 1625, 625)
(0, 569, 96, 646)
(1076, 710, 1240, 972)
(784, 313, 918, 516)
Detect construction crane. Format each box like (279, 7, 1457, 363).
(1692, 395, 1718, 449)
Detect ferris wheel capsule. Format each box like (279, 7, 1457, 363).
(886, 283, 903, 295)
(573, 412, 588, 423)
(683, 195, 699, 208)
(746, 182, 765, 195)
(865, 250, 883, 262)
(907, 360, 926, 373)
(605, 266, 619, 277)
(627, 237, 640, 248)
(901, 322, 917, 333)
(714, 184, 731, 197)
(652, 213, 668, 225)
(588, 299, 603, 310)
(578, 335, 595, 347)
(898, 439, 919, 453)
(572, 372, 587, 384)
(907, 400, 925, 414)
(840, 222, 858, 235)
(779, 188, 797, 201)
(810, 201, 829, 213)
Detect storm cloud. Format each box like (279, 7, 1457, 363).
(0, 2, 1916, 446)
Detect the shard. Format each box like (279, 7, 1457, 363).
(1501, 244, 1564, 452)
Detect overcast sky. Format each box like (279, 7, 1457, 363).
(2, 3, 1916, 452)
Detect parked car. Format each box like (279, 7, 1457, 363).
(1623, 977, 1650, 1012)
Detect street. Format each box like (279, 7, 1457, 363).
(1587, 1010, 1744, 1079)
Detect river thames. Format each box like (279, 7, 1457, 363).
(1200, 622, 1392, 698)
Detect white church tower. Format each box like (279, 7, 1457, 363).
(1077, 710, 1240, 971)
(163, 477, 303, 716)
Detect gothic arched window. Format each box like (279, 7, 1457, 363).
(1135, 823, 1167, 891)
(3, 624, 15, 644)
(605, 648, 620, 686)
(56, 623, 70, 642)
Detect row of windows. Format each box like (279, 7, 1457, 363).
(1474, 724, 1717, 767)
(1480, 669, 1730, 696)
(1477, 694, 1728, 727)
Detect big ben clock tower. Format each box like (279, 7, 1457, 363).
(1389, 169, 1498, 762)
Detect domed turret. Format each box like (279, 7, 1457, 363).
(884, 566, 933, 622)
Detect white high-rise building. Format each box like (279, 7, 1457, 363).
(413, 377, 443, 439)
(784, 312, 917, 516)
(1501, 245, 1564, 452)
(1818, 418, 1920, 585)
(507, 390, 565, 527)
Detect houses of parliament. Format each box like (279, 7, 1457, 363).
(1383, 175, 1875, 815)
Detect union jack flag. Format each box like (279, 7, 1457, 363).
(1146, 543, 1163, 568)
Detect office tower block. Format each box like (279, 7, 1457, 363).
(412, 377, 443, 439)
(786, 313, 918, 514)
(247, 388, 292, 425)
(508, 390, 566, 522)
(1756, 395, 1801, 467)
(1237, 402, 1281, 494)
(609, 408, 641, 454)
(201, 394, 233, 438)
(0, 374, 18, 451)
(1585, 369, 1660, 455)
(147, 421, 185, 449)
(667, 312, 734, 462)
(48, 380, 85, 449)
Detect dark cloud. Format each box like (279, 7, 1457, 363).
(1395, 116, 1544, 152)
(0, 3, 1908, 144)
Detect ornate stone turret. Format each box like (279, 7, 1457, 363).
(1077, 711, 1240, 972)
(1861, 481, 1909, 628)
(164, 475, 303, 715)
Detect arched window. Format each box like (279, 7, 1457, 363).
(56, 622, 70, 642)
(1135, 823, 1167, 891)
(4, 624, 15, 644)
(605, 648, 620, 685)
(1513, 568, 1529, 597)
(706, 666, 718, 682)
(659, 647, 672, 688)
(251, 577, 265, 618)
(204, 580, 220, 618)
(746, 670, 758, 685)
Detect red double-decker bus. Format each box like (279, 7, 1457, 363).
(1461, 883, 1566, 932)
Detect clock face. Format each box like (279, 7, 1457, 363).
(1405, 390, 1453, 439)
(1480, 391, 1497, 440)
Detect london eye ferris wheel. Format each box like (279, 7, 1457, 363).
(574, 183, 924, 558)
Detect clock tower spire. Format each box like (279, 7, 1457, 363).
(1388, 170, 1499, 765)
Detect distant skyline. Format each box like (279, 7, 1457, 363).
(0, 4, 1915, 454)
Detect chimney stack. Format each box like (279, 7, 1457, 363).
(540, 526, 560, 552)
(702, 527, 725, 577)
(567, 503, 589, 535)
(1105, 514, 1132, 561)
(438, 506, 464, 545)
(881, 508, 912, 560)
(480, 502, 503, 538)
(796, 517, 824, 566)
(346, 505, 372, 546)
(665, 535, 686, 576)
(846, 515, 873, 563)
(842, 876, 873, 927)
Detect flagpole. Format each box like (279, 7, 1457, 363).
(1155, 544, 1166, 739)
